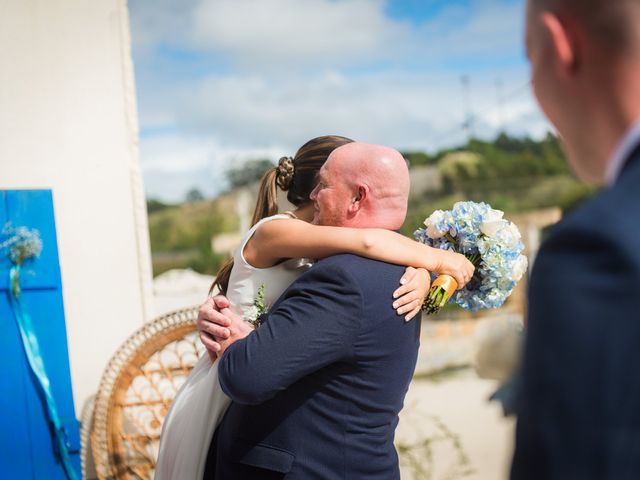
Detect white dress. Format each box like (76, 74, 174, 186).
(154, 214, 309, 480)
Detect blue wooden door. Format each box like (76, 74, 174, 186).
(0, 190, 81, 479)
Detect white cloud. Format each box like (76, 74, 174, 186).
(139, 69, 552, 201)
(190, 0, 412, 70)
(140, 135, 215, 173)
(139, 134, 287, 201)
(128, 0, 197, 52)
(128, 0, 529, 70)
(128, 0, 553, 201)
(164, 68, 548, 148)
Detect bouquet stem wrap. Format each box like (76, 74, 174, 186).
(423, 275, 458, 314)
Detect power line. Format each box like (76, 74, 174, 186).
(436, 80, 533, 147)
(495, 78, 505, 130)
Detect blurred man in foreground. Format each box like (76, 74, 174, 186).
(513, 1, 640, 478)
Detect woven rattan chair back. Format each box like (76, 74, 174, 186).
(91, 306, 204, 479)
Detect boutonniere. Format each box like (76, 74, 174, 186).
(247, 283, 268, 329)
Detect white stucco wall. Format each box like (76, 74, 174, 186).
(0, 0, 153, 413)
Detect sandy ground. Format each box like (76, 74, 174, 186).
(397, 369, 515, 480)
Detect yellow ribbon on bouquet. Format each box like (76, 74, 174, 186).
(432, 275, 458, 299)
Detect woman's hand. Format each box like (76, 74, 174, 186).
(392, 266, 431, 322)
(432, 250, 475, 289)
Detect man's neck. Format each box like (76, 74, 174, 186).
(580, 55, 640, 184)
(602, 60, 640, 183)
(342, 210, 405, 231)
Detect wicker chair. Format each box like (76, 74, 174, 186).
(90, 307, 205, 480)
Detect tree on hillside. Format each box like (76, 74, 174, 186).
(438, 152, 483, 194)
(185, 188, 205, 203)
(146, 198, 173, 214)
(226, 159, 274, 189)
(401, 151, 437, 167)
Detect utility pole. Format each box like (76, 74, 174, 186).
(495, 78, 505, 133)
(460, 74, 473, 142)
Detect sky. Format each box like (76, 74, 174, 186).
(128, 0, 551, 202)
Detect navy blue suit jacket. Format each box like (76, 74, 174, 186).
(511, 146, 640, 479)
(206, 254, 421, 479)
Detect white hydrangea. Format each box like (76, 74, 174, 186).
(480, 208, 506, 237)
(424, 210, 447, 239)
(511, 255, 529, 281)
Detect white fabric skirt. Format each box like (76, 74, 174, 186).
(154, 355, 231, 480)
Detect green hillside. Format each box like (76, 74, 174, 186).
(147, 194, 240, 276)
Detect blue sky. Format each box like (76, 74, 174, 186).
(129, 0, 549, 202)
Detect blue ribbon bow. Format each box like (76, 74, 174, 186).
(8, 265, 78, 480)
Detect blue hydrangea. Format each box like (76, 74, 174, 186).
(416, 201, 528, 312)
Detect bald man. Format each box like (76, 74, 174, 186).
(513, 1, 640, 478)
(200, 143, 421, 479)
(199, 142, 420, 480)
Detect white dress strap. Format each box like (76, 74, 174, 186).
(237, 214, 294, 269)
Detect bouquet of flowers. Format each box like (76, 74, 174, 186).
(1, 223, 43, 296)
(414, 202, 528, 314)
(1, 222, 43, 265)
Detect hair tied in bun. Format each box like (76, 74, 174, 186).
(276, 156, 295, 190)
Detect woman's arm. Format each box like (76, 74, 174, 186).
(244, 218, 474, 288)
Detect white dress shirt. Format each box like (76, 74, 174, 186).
(605, 120, 640, 185)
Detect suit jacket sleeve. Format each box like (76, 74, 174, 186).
(512, 215, 640, 479)
(217, 261, 364, 405)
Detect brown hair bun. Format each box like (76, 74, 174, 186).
(276, 156, 295, 190)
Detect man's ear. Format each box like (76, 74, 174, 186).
(541, 11, 578, 73)
(348, 184, 368, 215)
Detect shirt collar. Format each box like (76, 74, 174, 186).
(605, 120, 640, 185)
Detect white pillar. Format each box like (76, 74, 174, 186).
(0, 0, 153, 413)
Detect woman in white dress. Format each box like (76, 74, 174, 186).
(154, 135, 475, 480)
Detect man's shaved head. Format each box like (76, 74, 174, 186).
(331, 142, 410, 205)
(310, 142, 410, 230)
